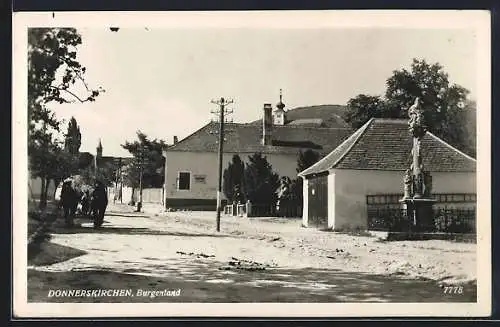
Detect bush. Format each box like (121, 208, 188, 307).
(434, 215, 473, 233)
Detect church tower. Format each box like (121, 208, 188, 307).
(96, 138, 103, 169)
(273, 89, 286, 125)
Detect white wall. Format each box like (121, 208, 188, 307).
(330, 169, 476, 231)
(28, 178, 57, 200)
(327, 173, 336, 229)
(164, 150, 299, 201)
(302, 178, 309, 227)
(108, 187, 163, 204)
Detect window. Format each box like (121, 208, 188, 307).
(178, 172, 191, 190)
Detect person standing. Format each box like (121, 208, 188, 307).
(91, 180, 108, 228)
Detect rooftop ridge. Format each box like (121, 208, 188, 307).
(298, 118, 373, 176)
(330, 118, 375, 169)
(166, 121, 213, 151)
(299, 117, 475, 175)
(372, 118, 408, 124)
(427, 131, 477, 162)
(243, 121, 352, 131)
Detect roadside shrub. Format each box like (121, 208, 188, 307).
(434, 215, 474, 234)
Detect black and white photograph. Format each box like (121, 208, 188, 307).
(12, 10, 491, 317)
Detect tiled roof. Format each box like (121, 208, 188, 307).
(299, 118, 476, 176)
(250, 104, 349, 128)
(166, 121, 353, 156)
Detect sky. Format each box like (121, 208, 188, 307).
(50, 27, 477, 157)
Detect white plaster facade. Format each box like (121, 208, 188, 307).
(28, 177, 57, 200)
(302, 169, 476, 230)
(163, 150, 298, 202)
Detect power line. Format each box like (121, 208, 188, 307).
(210, 97, 234, 232)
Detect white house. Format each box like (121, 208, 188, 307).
(162, 99, 352, 210)
(298, 118, 477, 230)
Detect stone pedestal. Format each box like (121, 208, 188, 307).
(400, 197, 437, 232)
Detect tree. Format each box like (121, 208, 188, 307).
(343, 95, 395, 129)
(342, 58, 475, 157)
(64, 117, 81, 155)
(96, 161, 117, 187)
(223, 155, 245, 203)
(296, 149, 321, 174)
(243, 153, 280, 206)
(292, 149, 321, 211)
(385, 59, 472, 154)
(121, 131, 166, 189)
(78, 161, 116, 187)
(28, 28, 103, 112)
(28, 28, 103, 209)
(47, 144, 79, 198)
(28, 105, 63, 208)
(77, 152, 95, 170)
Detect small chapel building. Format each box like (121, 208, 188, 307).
(298, 118, 477, 231)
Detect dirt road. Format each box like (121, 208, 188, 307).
(28, 204, 477, 303)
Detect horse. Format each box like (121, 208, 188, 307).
(59, 179, 79, 227)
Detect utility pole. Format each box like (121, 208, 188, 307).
(137, 148, 144, 212)
(210, 97, 234, 232)
(117, 157, 122, 203)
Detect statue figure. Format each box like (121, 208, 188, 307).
(403, 169, 413, 199)
(423, 171, 433, 197)
(407, 97, 426, 139)
(414, 172, 424, 198)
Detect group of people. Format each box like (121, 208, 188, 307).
(59, 179, 108, 228)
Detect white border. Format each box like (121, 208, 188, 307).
(12, 10, 491, 318)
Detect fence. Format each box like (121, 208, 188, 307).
(223, 203, 248, 217)
(367, 207, 476, 234)
(223, 201, 302, 218)
(109, 187, 163, 204)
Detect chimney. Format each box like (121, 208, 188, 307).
(262, 103, 273, 145)
(173, 136, 178, 144)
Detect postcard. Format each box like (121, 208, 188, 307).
(12, 10, 491, 318)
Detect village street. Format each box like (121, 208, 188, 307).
(28, 203, 477, 303)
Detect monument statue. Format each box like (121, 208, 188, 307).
(401, 96, 436, 233)
(423, 171, 433, 197)
(407, 97, 428, 198)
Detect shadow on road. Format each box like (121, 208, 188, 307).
(105, 212, 150, 218)
(48, 225, 235, 238)
(28, 256, 477, 303)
